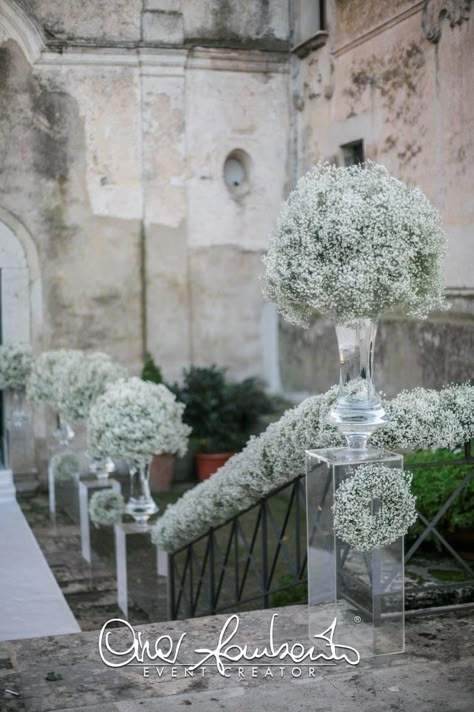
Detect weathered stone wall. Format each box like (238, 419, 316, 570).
(0, 0, 290, 392)
(282, 0, 474, 395)
(0, 0, 472, 430)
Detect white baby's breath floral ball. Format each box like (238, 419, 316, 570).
(57, 352, 128, 424)
(333, 464, 417, 551)
(0, 344, 33, 390)
(50, 451, 80, 482)
(262, 162, 448, 326)
(88, 377, 191, 465)
(26, 350, 83, 407)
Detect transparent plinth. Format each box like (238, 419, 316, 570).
(114, 522, 168, 620)
(48, 447, 89, 525)
(306, 447, 405, 658)
(79, 477, 121, 564)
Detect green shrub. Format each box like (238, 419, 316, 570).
(141, 353, 163, 385)
(270, 575, 307, 607)
(170, 365, 274, 453)
(405, 447, 474, 540)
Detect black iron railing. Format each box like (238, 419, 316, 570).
(168, 442, 474, 620)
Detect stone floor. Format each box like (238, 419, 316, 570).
(0, 604, 473, 712)
(8, 490, 474, 710)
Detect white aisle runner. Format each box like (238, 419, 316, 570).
(0, 469, 80, 641)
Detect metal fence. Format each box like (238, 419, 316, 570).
(168, 442, 474, 620)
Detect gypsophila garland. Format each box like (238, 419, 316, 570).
(151, 382, 473, 552)
(57, 352, 127, 423)
(371, 384, 474, 451)
(262, 162, 448, 326)
(26, 350, 83, 407)
(333, 464, 417, 550)
(0, 344, 33, 390)
(50, 451, 80, 482)
(88, 377, 191, 465)
(89, 490, 125, 527)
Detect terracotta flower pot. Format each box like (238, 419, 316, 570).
(196, 452, 236, 481)
(149, 453, 175, 492)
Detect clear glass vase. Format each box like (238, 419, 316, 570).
(89, 455, 115, 481)
(125, 460, 158, 529)
(7, 388, 29, 430)
(328, 318, 387, 448)
(54, 414, 75, 447)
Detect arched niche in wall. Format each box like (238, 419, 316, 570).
(0, 0, 45, 65)
(0, 209, 42, 349)
(0, 210, 42, 473)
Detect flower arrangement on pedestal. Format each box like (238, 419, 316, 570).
(262, 161, 448, 448)
(88, 377, 191, 528)
(0, 344, 33, 391)
(26, 350, 83, 408)
(262, 162, 447, 326)
(0, 343, 33, 429)
(57, 352, 128, 425)
(26, 350, 83, 444)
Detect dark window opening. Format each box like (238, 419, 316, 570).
(341, 140, 365, 166)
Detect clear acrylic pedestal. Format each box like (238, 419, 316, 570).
(306, 447, 404, 659)
(48, 449, 88, 525)
(79, 477, 121, 563)
(114, 522, 168, 620)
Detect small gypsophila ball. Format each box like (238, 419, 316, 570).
(50, 451, 80, 482)
(89, 490, 125, 528)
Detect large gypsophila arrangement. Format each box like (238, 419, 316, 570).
(152, 382, 473, 552)
(0, 344, 33, 390)
(88, 377, 191, 465)
(57, 352, 128, 424)
(26, 350, 83, 407)
(262, 162, 448, 326)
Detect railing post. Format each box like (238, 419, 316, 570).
(261, 497, 269, 608)
(209, 528, 216, 614)
(167, 553, 175, 620)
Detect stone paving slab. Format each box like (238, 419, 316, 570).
(1, 605, 473, 712)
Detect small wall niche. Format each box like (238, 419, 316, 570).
(223, 149, 251, 196)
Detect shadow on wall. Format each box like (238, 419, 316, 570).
(279, 309, 474, 397)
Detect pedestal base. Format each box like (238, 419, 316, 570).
(79, 477, 121, 563)
(306, 446, 405, 658)
(115, 522, 168, 620)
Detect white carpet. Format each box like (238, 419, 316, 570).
(0, 468, 80, 641)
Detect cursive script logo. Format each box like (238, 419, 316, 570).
(99, 614, 360, 677)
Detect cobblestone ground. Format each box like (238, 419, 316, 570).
(18, 492, 150, 631)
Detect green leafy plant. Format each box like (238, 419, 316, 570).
(405, 447, 474, 540)
(170, 366, 274, 453)
(270, 575, 307, 608)
(141, 353, 163, 385)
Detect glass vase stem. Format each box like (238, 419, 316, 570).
(328, 318, 386, 448)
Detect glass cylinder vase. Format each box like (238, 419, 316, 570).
(328, 318, 386, 448)
(53, 413, 75, 448)
(126, 461, 158, 529)
(7, 387, 29, 430)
